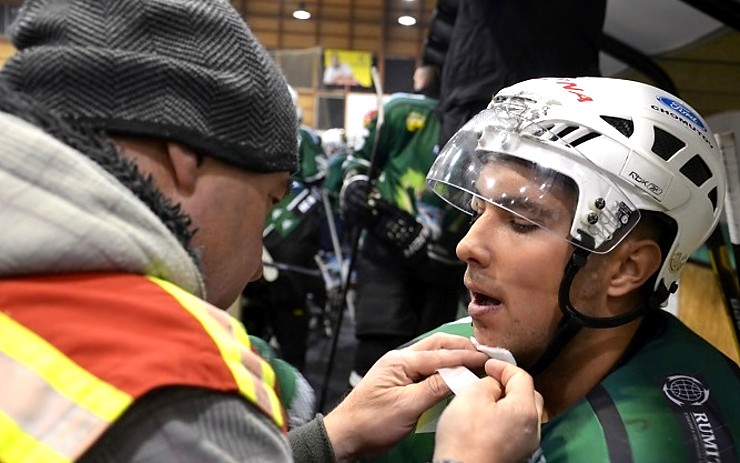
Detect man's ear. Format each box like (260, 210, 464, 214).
(607, 239, 662, 297)
(167, 142, 201, 194)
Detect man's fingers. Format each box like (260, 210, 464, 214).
(405, 372, 455, 410)
(398, 368, 497, 411)
(485, 359, 545, 425)
(462, 375, 504, 401)
(404, 332, 478, 352)
(390, 348, 489, 380)
(535, 391, 548, 424)
(485, 359, 533, 392)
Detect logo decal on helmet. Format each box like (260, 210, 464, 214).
(669, 251, 688, 273)
(628, 171, 664, 196)
(651, 98, 714, 149)
(656, 96, 706, 131)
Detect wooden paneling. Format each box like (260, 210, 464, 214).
(242, 1, 280, 16)
(616, 29, 740, 118)
(678, 263, 740, 364)
(238, 0, 435, 65)
(240, 1, 739, 121)
(319, 20, 352, 36)
(255, 31, 280, 49)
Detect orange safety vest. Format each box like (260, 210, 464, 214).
(0, 273, 287, 463)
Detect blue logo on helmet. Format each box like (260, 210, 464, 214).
(657, 96, 706, 131)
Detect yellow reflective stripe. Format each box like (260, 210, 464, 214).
(226, 314, 283, 419)
(0, 412, 68, 463)
(0, 313, 132, 420)
(229, 314, 278, 388)
(148, 277, 285, 430)
(0, 313, 133, 462)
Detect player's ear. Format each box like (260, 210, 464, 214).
(606, 238, 662, 297)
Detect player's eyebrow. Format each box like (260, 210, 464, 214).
(492, 194, 556, 222)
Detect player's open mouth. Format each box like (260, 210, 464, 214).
(471, 292, 501, 306)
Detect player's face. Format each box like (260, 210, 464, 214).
(456, 161, 577, 367)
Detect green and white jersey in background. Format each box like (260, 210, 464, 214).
(264, 126, 325, 241)
(349, 93, 468, 264)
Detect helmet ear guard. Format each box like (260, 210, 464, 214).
(428, 77, 726, 305)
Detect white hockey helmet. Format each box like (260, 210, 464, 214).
(321, 127, 347, 156)
(427, 77, 726, 299)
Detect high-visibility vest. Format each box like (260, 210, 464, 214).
(0, 273, 286, 463)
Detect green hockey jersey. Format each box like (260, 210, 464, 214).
(350, 93, 468, 264)
(368, 310, 740, 463)
(264, 126, 325, 241)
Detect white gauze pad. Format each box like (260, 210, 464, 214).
(470, 337, 517, 366)
(437, 338, 516, 394)
(418, 339, 517, 433)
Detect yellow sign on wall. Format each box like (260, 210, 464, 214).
(322, 48, 373, 88)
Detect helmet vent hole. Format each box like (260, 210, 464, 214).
(708, 187, 719, 211)
(652, 126, 686, 161)
(556, 125, 579, 138)
(601, 116, 634, 138)
(680, 154, 712, 187)
(571, 132, 601, 147)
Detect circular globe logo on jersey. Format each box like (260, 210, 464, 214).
(662, 374, 710, 407)
(657, 96, 707, 131)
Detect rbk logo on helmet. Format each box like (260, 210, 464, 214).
(628, 171, 664, 196)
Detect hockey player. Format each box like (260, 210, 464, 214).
(372, 77, 740, 462)
(340, 65, 469, 383)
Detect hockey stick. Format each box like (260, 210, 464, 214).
(318, 66, 385, 411)
(713, 131, 740, 353)
(261, 260, 322, 278)
(320, 187, 346, 280)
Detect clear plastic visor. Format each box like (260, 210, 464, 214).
(426, 107, 640, 253)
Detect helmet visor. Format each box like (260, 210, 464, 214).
(427, 105, 641, 253)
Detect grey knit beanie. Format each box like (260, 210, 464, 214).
(1, 0, 298, 173)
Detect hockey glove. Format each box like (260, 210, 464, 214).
(370, 196, 430, 259)
(339, 173, 375, 227)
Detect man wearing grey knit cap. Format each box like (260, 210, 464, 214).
(0, 0, 543, 462)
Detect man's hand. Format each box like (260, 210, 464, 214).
(339, 174, 429, 258)
(370, 197, 429, 258)
(339, 173, 374, 227)
(433, 359, 545, 463)
(323, 333, 489, 462)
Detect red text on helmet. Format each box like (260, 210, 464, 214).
(556, 80, 593, 103)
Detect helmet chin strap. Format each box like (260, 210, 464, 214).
(526, 244, 651, 376)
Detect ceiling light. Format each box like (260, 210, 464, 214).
(398, 14, 416, 26)
(293, 2, 311, 20)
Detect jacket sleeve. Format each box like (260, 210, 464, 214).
(288, 414, 338, 463)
